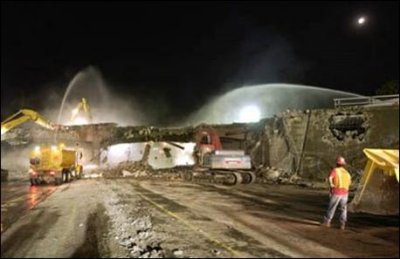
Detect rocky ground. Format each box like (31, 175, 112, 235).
(1, 175, 398, 258)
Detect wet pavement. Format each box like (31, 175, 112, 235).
(1, 181, 57, 233)
(1, 179, 398, 258)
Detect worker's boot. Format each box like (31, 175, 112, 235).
(320, 221, 331, 228)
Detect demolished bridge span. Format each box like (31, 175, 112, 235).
(2, 104, 398, 184)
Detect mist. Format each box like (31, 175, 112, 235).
(38, 66, 162, 126)
(184, 84, 362, 125)
(233, 27, 310, 86)
(1, 143, 34, 180)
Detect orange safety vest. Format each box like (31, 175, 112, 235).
(332, 167, 352, 190)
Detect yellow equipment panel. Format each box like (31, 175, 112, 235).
(31, 145, 76, 172)
(349, 148, 399, 215)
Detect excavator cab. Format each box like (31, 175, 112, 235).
(195, 128, 222, 166)
(349, 148, 399, 215)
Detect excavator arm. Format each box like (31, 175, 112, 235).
(1, 109, 55, 138)
(71, 97, 93, 124)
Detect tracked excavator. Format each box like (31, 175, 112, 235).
(178, 127, 256, 185)
(349, 148, 399, 215)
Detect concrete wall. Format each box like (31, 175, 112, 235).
(257, 105, 399, 181)
(301, 105, 399, 180)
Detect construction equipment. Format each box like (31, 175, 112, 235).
(70, 97, 93, 124)
(29, 143, 83, 185)
(1, 109, 59, 182)
(349, 148, 399, 215)
(1, 109, 57, 140)
(1, 108, 84, 185)
(184, 127, 255, 185)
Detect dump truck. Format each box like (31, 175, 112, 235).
(183, 127, 256, 185)
(29, 143, 83, 185)
(349, 148, 399, 215)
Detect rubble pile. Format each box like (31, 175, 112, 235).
(148, 167, 190, 181)
(275, 109, 309, 118)
(102, 161, 190, 182)
(102, 161, 150, 178)
(255, 166, 301, 185)
(101, 160, 323, 188)
(104, 195, 165, 258)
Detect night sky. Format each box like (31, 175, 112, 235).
(1, 1, 399, 123)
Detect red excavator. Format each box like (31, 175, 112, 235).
(182, 127, 256, 185)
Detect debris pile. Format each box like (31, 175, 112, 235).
(104, 195, 165, 258)
(102, 161, 150, 178)
(255, 166, 300, 185)
(102, 161, 189, 182)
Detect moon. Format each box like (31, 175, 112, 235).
(357, 16, 366, 25)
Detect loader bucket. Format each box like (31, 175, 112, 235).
(349, 149, 399, 215)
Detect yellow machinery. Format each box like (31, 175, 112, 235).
(1, 109, 58, 182)
(1, 107, 84, 185)
(349, 148, 399, 215)
(1, 109, 56, 140)
(70, 97, 92, 124)
(29, 143, 83, 185)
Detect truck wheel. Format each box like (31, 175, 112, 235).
(62, 170, 68, 183)
(65, 171, 70, 182)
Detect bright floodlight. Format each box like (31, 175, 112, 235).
(71, 108, 79, 117)
(239, 105, 261, 123)
(358, 17, 366, 25)
(72, 116, 88, 125)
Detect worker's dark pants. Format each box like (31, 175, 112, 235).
(323, 194, 348, 226)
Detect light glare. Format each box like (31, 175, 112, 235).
(239, 105, 261, 123)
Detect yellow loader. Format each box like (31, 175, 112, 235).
(349, 148, 399, 215)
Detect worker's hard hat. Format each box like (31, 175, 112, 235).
(336, 156, 346, 166)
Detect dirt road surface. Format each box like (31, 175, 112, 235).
(1, 178, 398, 258)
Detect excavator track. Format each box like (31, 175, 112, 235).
(182, 169, 256, 186)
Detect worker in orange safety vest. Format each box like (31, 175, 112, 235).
(321, 156, 352, 230)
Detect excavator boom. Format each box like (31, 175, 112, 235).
(1, 109, 55, 139)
